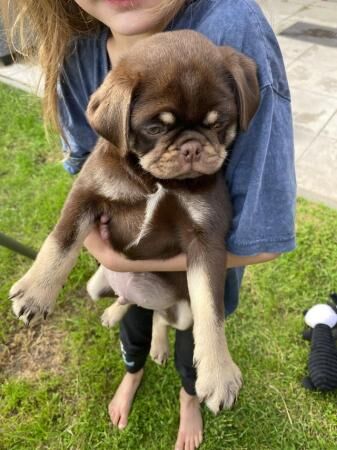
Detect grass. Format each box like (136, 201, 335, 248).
(1, 82, 337, 450)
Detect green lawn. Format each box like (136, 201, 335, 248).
(0, 82, 337, 450)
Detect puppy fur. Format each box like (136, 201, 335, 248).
(9, 30, 259, 413)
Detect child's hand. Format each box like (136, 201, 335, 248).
(98, 214, 110, 241)
(84, 215, 187, 272)
(84, 217, 146, 272)
(83, 214, 112, 259)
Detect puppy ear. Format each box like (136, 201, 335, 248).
(219, 47, 260, 131)
(86, 67, 138, 155)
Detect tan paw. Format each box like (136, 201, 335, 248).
(101, 302, 129, 328)
(150, 337, 170, 365)
(9, 273, 58, 326)
(196, 360, 242, 414)
(101, 307, 120, 328)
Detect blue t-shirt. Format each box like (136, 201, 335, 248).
(58, 0, 296, 315)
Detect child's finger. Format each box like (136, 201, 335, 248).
(99, 214, 110, 240)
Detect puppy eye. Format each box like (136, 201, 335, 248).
(210, 122, 225, 130)
(144, 124, 167, 135)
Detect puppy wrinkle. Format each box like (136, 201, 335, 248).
(139, 149, 161, 172)
(140, 145, 179, 177)
(126, 183, 166, 249)
(203, 143, 227, 162)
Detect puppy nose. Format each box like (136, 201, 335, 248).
(180, 140, 202, 162)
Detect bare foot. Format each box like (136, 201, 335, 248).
(174, 388, 203, 450)
(108, 368, 144, 429)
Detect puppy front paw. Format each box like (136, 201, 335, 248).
(9, 275, 58, 326)
(196, 359, 242, 414)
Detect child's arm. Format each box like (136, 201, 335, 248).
(83, 226, 279, 272)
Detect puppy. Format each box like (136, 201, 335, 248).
(9, 30, 259, 413)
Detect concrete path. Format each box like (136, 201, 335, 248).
(1, 0, 337, 208)
(269, 0, 337, 209)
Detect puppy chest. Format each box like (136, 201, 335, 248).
(108, 189, 184, 259)
(107, 201, 146, 252)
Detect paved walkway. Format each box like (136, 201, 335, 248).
(1, 0, 337, 208)
(270, 0, 337, 209)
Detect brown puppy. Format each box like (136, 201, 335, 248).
(9, 30, 259, 414)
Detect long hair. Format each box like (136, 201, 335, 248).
(0, 0, 184, 133)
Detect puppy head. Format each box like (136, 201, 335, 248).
(87, 30, 259, 180)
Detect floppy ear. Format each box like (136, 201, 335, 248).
(218, 47, 260, 131)
(86, 66, 138, 155)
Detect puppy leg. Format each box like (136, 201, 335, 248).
(101, 298, 131, 328)
(150, 301, 192, 365)
(150, 311, 170, 365)
(87, 265, 113, 301)
(9, 188, 98, 325)
(169, 300, 193, 331)
(187, 240, 242, 414)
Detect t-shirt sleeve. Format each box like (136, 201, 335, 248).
(57, 56, 99, 175)
(225, 85, 296, 256)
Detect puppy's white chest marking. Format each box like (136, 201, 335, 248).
(178, 195, 211, 227)
(126, 183, 166, 249)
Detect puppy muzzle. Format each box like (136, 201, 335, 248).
(140, 131, 227, 180)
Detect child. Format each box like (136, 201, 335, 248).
(2, 1, 296, 449)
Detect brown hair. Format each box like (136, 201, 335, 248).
(0, 0, 184, 133)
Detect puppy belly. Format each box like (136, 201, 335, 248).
(102, 268, 179, 310)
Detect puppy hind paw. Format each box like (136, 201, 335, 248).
(150, 332, 170, 365)
(101, 306, 120, 328)
(150, 346, 170, 365)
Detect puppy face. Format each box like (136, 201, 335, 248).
(87, 30, 259, 180)
(128, 75, 238, 180)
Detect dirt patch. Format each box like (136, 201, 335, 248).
(0, 322, 67, 381)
